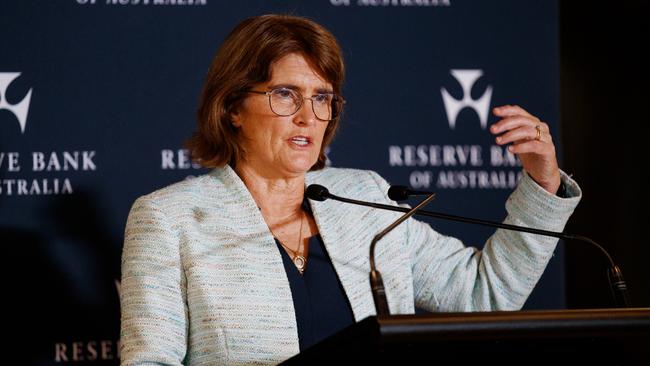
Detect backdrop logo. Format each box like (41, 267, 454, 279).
(0, 72, 32, 134)
(386, 69, 521, 190)
(440, 69, 492, 130)
(0, 72, 99, 196)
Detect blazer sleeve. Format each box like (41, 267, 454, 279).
(369, 169, 582, 312)
(120, 196, 188, 366)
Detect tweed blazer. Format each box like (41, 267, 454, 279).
(120, 165, 581, 366)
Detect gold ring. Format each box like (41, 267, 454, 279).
(535, 125, 542, 141)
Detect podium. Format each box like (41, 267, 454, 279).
(280, 308, 650, 365)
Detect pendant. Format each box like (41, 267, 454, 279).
(293, 255, 306, 275)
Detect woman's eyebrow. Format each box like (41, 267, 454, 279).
(267, 83, 333, 94)
(266, 83, 298, 90)
(314, 87, 334, 94)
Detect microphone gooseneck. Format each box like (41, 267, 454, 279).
(306, 184, 436, 213)
(388, 185, 631, 308)
(306, 184, 437, 316)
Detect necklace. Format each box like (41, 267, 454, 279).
(276, 211, 307, 275)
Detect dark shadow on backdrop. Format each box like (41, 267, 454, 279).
(3, 189, 122, 365)
(560, 0, 650, 308)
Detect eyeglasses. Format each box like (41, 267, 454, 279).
(245, 87, 345, 122)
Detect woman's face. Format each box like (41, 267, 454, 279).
(232, 53, 331, 178)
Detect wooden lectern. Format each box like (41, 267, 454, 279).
(280, 308, 650, 365)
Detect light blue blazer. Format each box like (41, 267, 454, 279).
(120, 166, 581, 365)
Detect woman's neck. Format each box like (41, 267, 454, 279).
(234, 162, 305, 221)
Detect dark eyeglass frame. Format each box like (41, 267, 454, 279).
(245, 87, 345, 122)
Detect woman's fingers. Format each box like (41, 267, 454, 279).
(492, 104, 535, 118)
(490, 114, 548, 133)
(495, 123, 553, 145)
(508, 139, 554, 155)
(490, 104, 561, 194)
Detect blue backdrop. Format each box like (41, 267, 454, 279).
(1, 1, 560, 364)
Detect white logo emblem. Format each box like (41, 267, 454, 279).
(441, 69, 492, 130)
(0, 72, 33, 133)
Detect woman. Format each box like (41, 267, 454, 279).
(120, 14, 581, 366)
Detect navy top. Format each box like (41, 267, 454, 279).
(275, 233, 355, 351)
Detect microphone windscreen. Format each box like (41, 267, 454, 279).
(306, 184, 329, 201)
(387, 185, 411, 201)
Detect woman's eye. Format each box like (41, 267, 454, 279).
(275, 89, 294, 99)
(314, 94, 331, 103)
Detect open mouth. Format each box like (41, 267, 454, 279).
(290, 136, 311, 146)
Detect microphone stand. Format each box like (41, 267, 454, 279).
(306, 184, 631, 308)
(369, 193, 436, 318)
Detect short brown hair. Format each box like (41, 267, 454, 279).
(187, 14, 345, 170)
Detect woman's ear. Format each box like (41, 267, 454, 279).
(230, 109, 242, 128)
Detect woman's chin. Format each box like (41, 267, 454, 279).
(281, 158, 318, 175)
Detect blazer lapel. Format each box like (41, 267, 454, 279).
(306, 171, 377, 322)
(210, 166, 300, 360)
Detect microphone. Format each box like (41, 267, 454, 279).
(307, 184, 437, 317)
(305, 184, 631, 308)
(306, 184, 433, 213)
(305, 184, 329, 201)
(387, 185, 431, 201)
(387, 185, 631, 308)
